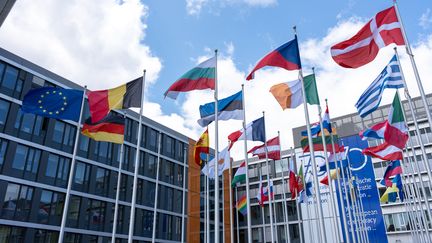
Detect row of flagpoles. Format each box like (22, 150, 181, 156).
(15, 1, 432, 242)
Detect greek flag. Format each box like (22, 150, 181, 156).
(355, 55, 404, 118)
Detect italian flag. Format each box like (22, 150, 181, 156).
(231, 162, 246, 187)
(363, 92, 407, 160)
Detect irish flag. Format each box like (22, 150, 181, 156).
(363, 92, 407, 160)
(269, 79, 303, 110)
(165, 57, 215, 99)
(231, 161, 246, 187)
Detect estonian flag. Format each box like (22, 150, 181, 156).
(197, 90, 243, 127)
(81, 111, 125, 144)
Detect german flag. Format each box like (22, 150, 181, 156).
(81, 111, 125, 144)
(87, 77, 142, 123)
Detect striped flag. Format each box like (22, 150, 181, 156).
(355, 55, 404, 118)
(193, 129, 210, 166)
(228, 116, 265, 149)
(81, 111, 125, 144)
(197, 90, 243, 127)
(236, 194, 247, 215)
(165, 57, 215, 99)
(231, 161, 246, 187)
(247, 136, 281, 160)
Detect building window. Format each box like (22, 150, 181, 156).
(141, 152, 157, 179)
(137, 179, 155, 207)
(64, 233, 81, 243)
(37, 189, 65, 226)
(135, 208, 153, 237)
(14, 109, 45, 138)
(95, 167, 110, 197)
(11, 144, 41, 177)
(0, 139, 8, 169)
(146, 128, 157, 151)
(1, 182, 33, 221)
(73, 161, 90, 192)
(0, 99, 10, 130)
(34, 229, 59, 243)
(0, 225, 26, 243)
(45, 153, 70, 188)
(0, 64, 24, 98)
(156, 213, 182, 241)
(78, 134, 89, 158)
(51, 120, 76, 152)
(86, 199, 106, 232)
(66, 196, 81, 228)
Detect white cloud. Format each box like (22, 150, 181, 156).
(185, 0, 276, 16)
(419, 8, 432, 29)
(186, 0, 208, 16)
(0, 0, 161, 90)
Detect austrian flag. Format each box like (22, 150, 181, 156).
(331, 6, 405, 68)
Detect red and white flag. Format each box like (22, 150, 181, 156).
(331, 6, 405, 68)
(247, 136, 280, 160)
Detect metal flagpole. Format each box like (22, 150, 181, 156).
(151, 132, 162, 243)
(401, 151, 428, 242)
(353, 175, 370, 243)
(394, 48, 432, 190)
(222, 171, 225, 243)
(295, 26, 327, 242)
(181, 146, 187, 243)
(314, 91, 341, 242)
(280, 138, 291, 243)
(311, 180, 322, 242)
(344, 158, 364, 243)
(241, 84, 253, 243)
(58, 85, 87, 243)
(295, 188, 304, 243)
(128, 70, 146, 243)
(204, 169, 207, 243)
(336, 138, 357, 243)
(259, 167, 267, 243)
(214, 49, 221, 243)
(300, 151, 315, 243)
(290, 148, 303, 243)
(326, 99, 351, 243)
(229, 163, 234, 243)
(272, 177, 279, 243)
(262, 111, 276, 243)
(235, 187, 240, 243)
(394, 1, 432, 161)
(207, 153, 211, 243)
(112, 138, 125, 242)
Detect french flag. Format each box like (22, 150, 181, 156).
(246, 37, 301, 80)
(228, 116, 265, 149)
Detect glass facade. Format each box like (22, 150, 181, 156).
(0, 48, 190, 242)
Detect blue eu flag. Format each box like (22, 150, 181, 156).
(22, 87, 84, 122)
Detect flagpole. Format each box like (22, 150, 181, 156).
(259, 167, 267, 243)
(280, 137, 291, 243)
(353, 175, 370, 243)
(290, 148, 303, 243)
(401, 149, 429, 241)
(300, 152, 314, 243)
(401, 167, 423, 242)
(295, 188, 304, 243)
(214, 49, 221, 243)
(229, 160, 234, 243)
(206, 153, 210, 243)
(204, 169, 207, 243)
(272, 177, 279, 243)
(235, 187, 240, 243)
(312, 68, 341, 243)
(325, 99, 351, 243)
(394, 48, 432, 190)
(394, 1, 432, 153)
(58, 85, 87, 243)
(222, 171, 225, 243)
(111, 134, 125, 243)
(262, 111, 276, 243)
(151, 132, 162, 243)
(295, 26, 327, 243)
(335, 138, 357, 243)
(128, 70, 146, 243)
(181, 146, 187, 243)
(241, 83, 253, 243)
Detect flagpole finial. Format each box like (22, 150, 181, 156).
(293, 26, 297, 34)
(215, 49, 218, 55)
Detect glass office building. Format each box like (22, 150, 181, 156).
(0, 47, 192, 242)
(230, 93, 432, 243)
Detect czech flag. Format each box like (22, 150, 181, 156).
(246, 37, 301, 80)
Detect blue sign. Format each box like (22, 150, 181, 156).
(335, 135, 388, 243)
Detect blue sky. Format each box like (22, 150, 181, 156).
(0, 0, 431, 156)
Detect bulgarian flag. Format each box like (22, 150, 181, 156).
(231, 161, 246, 187)
(363, 92, 408, 160)
(164, 57, 215, 100)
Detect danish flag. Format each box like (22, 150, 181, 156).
(331, 6, 405, 68)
